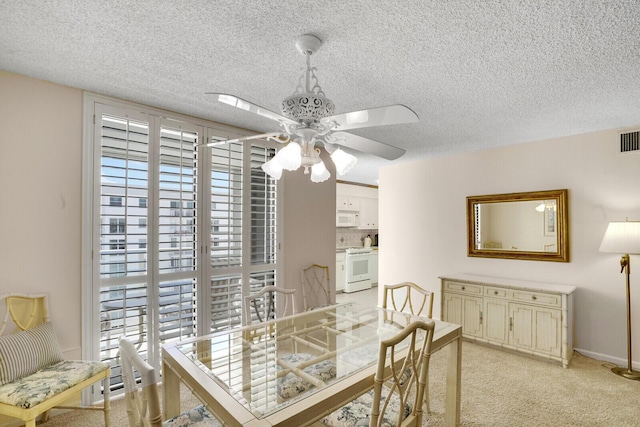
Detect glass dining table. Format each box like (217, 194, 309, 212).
(162, 303, 462, 426)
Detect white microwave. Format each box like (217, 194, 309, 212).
(336, 211, 359, 227)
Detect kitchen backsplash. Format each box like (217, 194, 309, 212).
(336, 228, 377, 248)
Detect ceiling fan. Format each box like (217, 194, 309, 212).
(206, 34, 419, 182)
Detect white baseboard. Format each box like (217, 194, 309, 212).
(574, 347, 639, 370)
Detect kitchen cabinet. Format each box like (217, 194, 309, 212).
(440, 274, 574, 367)
(357, 197, 378, 229)
(337, 196, 359, 211)
(370, 251, 378, 285)
(336, 251, 346, 292)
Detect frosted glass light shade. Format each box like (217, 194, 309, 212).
(330, 148, 358, 176)
(261, 158, 283, 179)
(310, 161, 331, 183)
(599, 220, 640, 254)
(274, 142, 302, 171)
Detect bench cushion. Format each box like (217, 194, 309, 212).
(0, 321, 64, 386)
(0, 360, 109, 409)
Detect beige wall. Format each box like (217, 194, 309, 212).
(0, 70, 336, 359)
(0, 70, 84, 358)
(282, 153, 337, 310)
(379, 129, 640, 365)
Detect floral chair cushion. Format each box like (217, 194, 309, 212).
(321, 386, 412, 427)
(277, 352, 337, 400)
(164, 404, 221, 427)
(0, 360, 108, 409)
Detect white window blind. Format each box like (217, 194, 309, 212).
(86, 98, 280, 400)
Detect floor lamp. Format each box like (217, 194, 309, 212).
(599, 219, 640, 380)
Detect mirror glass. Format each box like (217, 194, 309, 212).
(467, 189, 569, 262)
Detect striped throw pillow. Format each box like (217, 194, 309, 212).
(0, 321, 64, 386)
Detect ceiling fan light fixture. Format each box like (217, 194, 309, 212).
(310, 161, 331, 183)
(274, 141, 302, 170)
(330, 148, 358, 176)
(261, 157, 283, 179)
(208, 33, 417, 184)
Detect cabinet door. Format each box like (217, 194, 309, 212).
(483, 298, 509, 343)
(336, 260, 346, 292)
(509, 303, 535, 350)
(370, 252, 378, 284)
(509, 303, 562, 357)
(337, 196, 349, 210)
(358, 197, 378, 229)
(443, 293, 483, 338)
(531, 306, 562, 357)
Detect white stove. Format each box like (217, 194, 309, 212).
(344, 247, 373, 293)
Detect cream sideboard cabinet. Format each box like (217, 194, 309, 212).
(440, 274, 575, 367)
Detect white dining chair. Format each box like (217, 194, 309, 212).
(382, 282, 434, 318)
(301, 264, 332, 311)
(321, 319, 435, 427)
(382, 282, 434, 413)
(119, 338, 221, 427)
(244, 285, 297, 325)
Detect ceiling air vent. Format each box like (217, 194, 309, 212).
(620, 131, 640, 153)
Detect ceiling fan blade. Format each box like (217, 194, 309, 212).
(206, 93, 297, 125)
(331, 131, 406, 160)
(204, 132, 287, 147)
(321, 104, 419, 131)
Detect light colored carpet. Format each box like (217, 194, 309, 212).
(35, 342, 640, 426)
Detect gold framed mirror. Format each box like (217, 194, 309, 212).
(467, 189, 569, 262)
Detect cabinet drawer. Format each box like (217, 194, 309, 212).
(444, 281, 483, 296)
(511, 289, 561, 307)
(485, 286, 508, 298)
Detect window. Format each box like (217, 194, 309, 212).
(109, 218, 125, 234)
(109, 239, 125, 250)
(84, 98, 279, 400)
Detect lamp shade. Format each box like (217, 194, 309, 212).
(330, 148, 358, 176)
(599, 220, 640, 254)
(261, 158, 283, 179)
(310, 161, 330, 183)
(274, 142, 302, 171)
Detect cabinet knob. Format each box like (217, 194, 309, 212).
(494, 291, 498, 295)
(532, 295, 537, 300)
(461, 286, 466, 290)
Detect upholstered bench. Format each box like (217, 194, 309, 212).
(0, 295, 111, 427)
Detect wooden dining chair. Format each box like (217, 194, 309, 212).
(118, 338, 221, 427)
(321, 319, 436, 427)
(301, 264, 332, 311)
(243, 286, 297, 325)
(382, 282, 434, 318)
(382, 282, 434, 413)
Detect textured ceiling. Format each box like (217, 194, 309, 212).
(2, 1, 640, 185)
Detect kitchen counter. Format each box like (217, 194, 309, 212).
(336, 246, 378, 251)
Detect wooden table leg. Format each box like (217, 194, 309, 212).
(444, 333, 462, 426)
(162, 359, 181, 419)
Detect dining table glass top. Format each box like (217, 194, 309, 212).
(172, 303, 458, 420)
